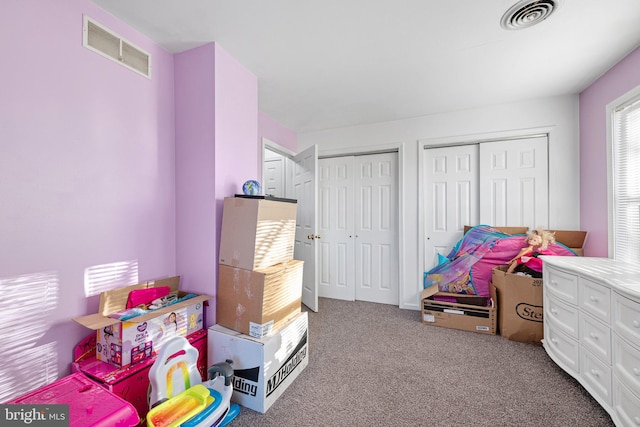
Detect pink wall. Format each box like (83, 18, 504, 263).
(0, 0, 176, 379)
(259, 110, 298, 152)
(175, 43, 259, 325)
(579, 46, 640, 256)
(174, 44, 217, 319)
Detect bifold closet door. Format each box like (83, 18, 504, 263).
(479, 136, 549, 229)
(423, 144, 480, 269)
(422, 136, 548, 272)
(318, 153, 399, 305)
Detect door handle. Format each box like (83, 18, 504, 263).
(307, 234, 321, 240)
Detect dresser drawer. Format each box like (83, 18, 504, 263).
(545, 266, 578, 305)
(545, 293, 579, 339)
(544, 326, 579, 375)
(613, 333, 640, 398)
(579, 277, 611, 324)
(613, 291, 640, 345)
(613, 378, 640, 427)
(580, 347, 612, 406)
(580, 312, 612, 365)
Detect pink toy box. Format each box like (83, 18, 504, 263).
(73, 276, 211, 369)
(5, 372, 139, 427)
(72, 329, 208, 422)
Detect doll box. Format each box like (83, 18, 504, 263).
(5, 373, 139, 427)
(73, 276, 211, 368)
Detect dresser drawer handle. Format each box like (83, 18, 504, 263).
(589, 332, 598, 340)
(551, 308, 558, 315)
(550, 280, 558, 286)
(590, 369, 600, 377)
(634, 320, 640, 328)
(633, 368, 640, 376)
(551, 338, 558, 345)
(589, 295, 598, 303)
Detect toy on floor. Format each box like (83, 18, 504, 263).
(147, 335, 240, 427)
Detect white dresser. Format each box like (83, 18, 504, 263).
(542, 256, 640, 427)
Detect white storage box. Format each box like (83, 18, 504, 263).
(208, 311, 308, 413)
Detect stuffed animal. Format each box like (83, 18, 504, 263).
(506, 227, 556, 277)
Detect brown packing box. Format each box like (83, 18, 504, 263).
(492, 265, 543, 345)
(548, 230, 587, 256)
(219, 196, 297, 271)
(420, 286, 497, 335)
(217, 260, 303, 338)
(73, 276, 212, 367)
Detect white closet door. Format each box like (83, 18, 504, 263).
(423, 145, 479, 270)
(318, 156, 355, 301)
(479, 136, 548, 229)
(318, 153, 399, 305)
(354, 153, 399, 305)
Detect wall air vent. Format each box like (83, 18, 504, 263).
(83, 16, 151, 78)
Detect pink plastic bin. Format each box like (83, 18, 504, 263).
(6, 373, 139, 427)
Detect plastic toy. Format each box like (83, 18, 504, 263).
(147, 335, 239, 427)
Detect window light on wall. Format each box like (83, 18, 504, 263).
(84, 260, 139, 297)
(0, 272, 59, 402)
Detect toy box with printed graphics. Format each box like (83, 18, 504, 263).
(219, 196, 297, 271)
(217, 260, 303, 338)
(208, 311, 309, 413)
(73, 276, 211, 368)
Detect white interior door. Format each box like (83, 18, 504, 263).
(318, 156, 355, 301)
(423, 145, 479, 271)
(293, 145, 318, 312)
(354, 153, 399, 305)
(264, 157, 284, 197)
(479, 136, 548, 229)
(318, 153, 399, 305)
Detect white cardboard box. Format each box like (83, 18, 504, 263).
(208, 311, 309, 413)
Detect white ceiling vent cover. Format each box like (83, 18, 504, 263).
(83, 16, 151, 78)
(500, 0, 562, 30)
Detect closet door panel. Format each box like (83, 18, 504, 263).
(355, 153, 399, 305)
(479, 136, 549, 229)
(318, 157, 355, 301)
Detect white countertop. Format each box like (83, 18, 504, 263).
(542, 256, 640, 300)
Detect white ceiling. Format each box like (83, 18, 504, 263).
(90, 0, 640, 133)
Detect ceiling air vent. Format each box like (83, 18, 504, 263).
(83, 16, 151, 78)
(500, 0, 562, 30)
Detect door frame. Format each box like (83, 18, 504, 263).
(417, 126, 555, 301)
(318, 142, 405, 308)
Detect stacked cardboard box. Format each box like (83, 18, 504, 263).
(214, 195, 307, 412)
(216, 195, 303, 338)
